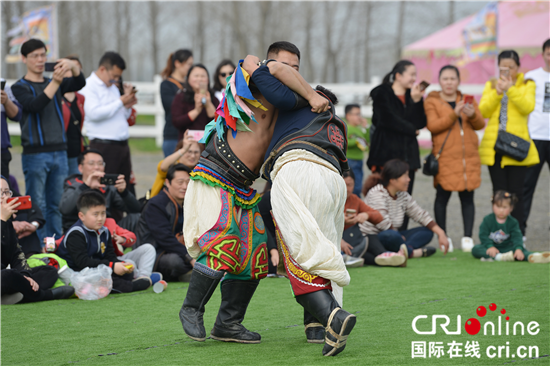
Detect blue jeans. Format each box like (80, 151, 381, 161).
(67, 157, 79, 176)
(22, 151, 68, 240)
(162, 139, 179, 158)
(347, 159, 364, 196)
(378, 227, 434, 258)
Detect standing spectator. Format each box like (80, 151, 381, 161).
(59, 149, 141, 232)
(171, 64, 219, 140)
(523, 39, 550, 233)
(424, 65, 485, 250)
(136, 164, 194, 282)
(361, 159, 449, 258)
(11, 39, 86, 239)
(479, 50, 539, 236)
(160, 49, 194, 157)
(62, 55, 86, 176)
(1, 79, 22, 178)
(212, 59, 236, 102)
(366, 60, 427, 230)
(79, 51, 137, 191)
(344, 104, 369, 196)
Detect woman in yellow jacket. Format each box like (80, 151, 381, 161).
(479, 50, 539, 235)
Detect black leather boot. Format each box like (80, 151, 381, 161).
(296, 289, 357, 357)
(179, 264, 223, 342)
(304, 309, 325, 343)
(210, 279, 261, 343)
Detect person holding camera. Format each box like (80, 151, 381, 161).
(478, 50, 539, 236)
(1, 79, 22, 179)
(58, 149, 141, 233)
(424, 65, 485, 250)
(11, 39, 86, 240)
(171, 64, 219, 140)
(79, 51, 137, 192)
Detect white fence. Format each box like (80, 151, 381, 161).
(6, 76, 486, 147)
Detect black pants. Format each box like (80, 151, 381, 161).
(1, 266, 58, 302)
(156, 253, 193, 282)
(1, 149, 11, 178)
(523, 140, 550, 230)
(89, 140, 134, 196)
(111, 272, 134, 293)
(434, 185, 475, 237)
(488, 153, 527, 235)
(399, 169, 416, 230)
(362, 234, 387, 266)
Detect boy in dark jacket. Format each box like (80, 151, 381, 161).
(56, 191, 151, 293)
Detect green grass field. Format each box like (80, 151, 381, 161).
(2, 251, 549, 365)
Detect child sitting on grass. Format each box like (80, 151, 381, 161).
(472, 190, 550, 263)
(56, 191, 152, 293)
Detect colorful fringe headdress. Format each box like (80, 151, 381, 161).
(200, 60, 267, 145)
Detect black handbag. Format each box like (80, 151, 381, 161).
(422, 121, 455, 176)
(493, 92, 530, 161)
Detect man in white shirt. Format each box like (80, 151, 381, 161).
(79, 52, 137, 192)
(523, 39, 550, 232)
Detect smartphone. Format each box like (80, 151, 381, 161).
(131, 86, 138, 94)
(7, 196, 32, 210)
(188, 130, 205, 142)
(419, 81, 430, 92)
(499, 68, 510, 78)
(100, 174, 120, 185)
(1, 80, 5, 91)
(45, 62, 57, 72)
(464, 95, 474, 104)
(345, 209, 357, 215)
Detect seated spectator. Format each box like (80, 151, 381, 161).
(56, 191, 151, 293)
(341, 170, 407, 267)
(1, 176, 74, 304)
(137, 164, 195, 281)
(59, 149, 141, 233)
(171, 64, 219, 140)
(360, 159, 449, 258)
(150, 131, 200, 198)
(472, 191, 550, 263)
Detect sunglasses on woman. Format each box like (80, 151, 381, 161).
(219, 72, 234, 77)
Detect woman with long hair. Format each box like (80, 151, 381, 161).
(160, 49, 193, 157)
(212, 59, 236, 101)
(171, 64, 219, 140)
(366, 60, 427, 230)
(361, 159, 449, 259)
(478, 50, 539, 236)
(424, 65, 485, 250)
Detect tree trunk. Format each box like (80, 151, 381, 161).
(149, 1, 159, 74)
(363, 2, 373, 82)
(448, 0, 455, 25)
(396, 1, 406, 62)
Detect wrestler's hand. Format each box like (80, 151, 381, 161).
(270, 248, 279, 267)
(242, 55, 261, 75)
(308, 92, 330, 113)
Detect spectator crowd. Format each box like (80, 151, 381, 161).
(2, 38, 550, 305)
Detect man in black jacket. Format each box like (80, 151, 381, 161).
(137, 164, 194, 281)
(11, 39, 86, 240)
(59, 149, 141, 232)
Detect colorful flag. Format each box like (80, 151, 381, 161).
(461, 2, 498, 62)
(5, 4, 58, 63)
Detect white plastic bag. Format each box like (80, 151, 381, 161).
(70, 264, 113, 300)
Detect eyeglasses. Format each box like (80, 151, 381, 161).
(84, 161, 106, 167)
(27, 52, 47, 60)
(1, 190, 13, 197)
(185, 150, 201, 155)
(220, 72, 234, 77)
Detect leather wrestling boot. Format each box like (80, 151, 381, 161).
(179, 264, 223, 342)
(304, 309, 325, 343)
(296, 289, 357, 357)
(210, 279, 261, 343)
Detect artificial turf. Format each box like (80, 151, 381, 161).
(2, 250, 549, 366)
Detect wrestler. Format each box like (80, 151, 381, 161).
(179, 41, 329, 344)
(241, 56, 355, 356)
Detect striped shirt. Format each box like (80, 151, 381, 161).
(359, 184, 435, 235)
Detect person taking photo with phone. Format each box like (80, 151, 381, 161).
(59, 149, 141, 233)
(424, 65, 485, 251)
(11, 39, 86, 240)
(478, 50, 539, 237)
(1, 79, 23, 179)
(366, 60, 427, 230)
(171, 64, 219, 140)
